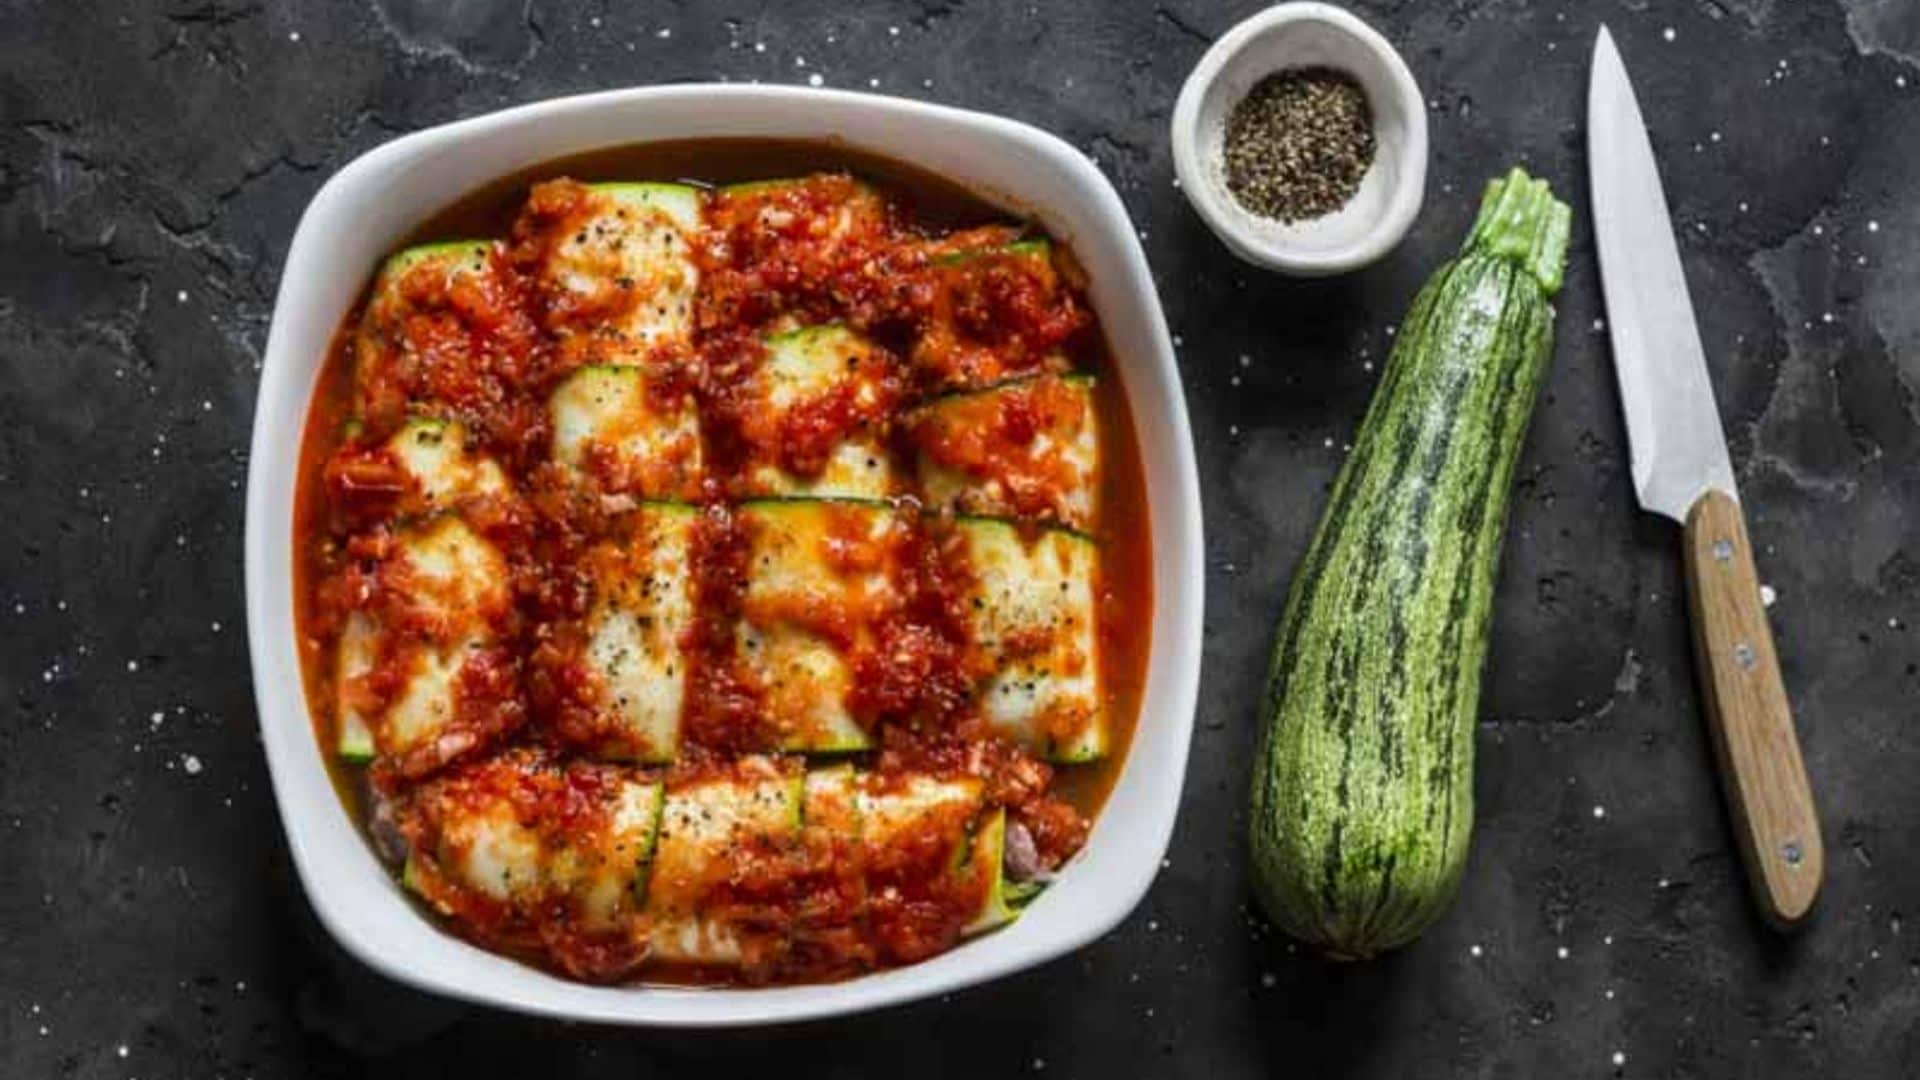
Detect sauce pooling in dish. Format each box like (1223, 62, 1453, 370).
(295, 156, 1151, 985)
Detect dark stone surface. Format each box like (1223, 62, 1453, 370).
(3, 1, 1915, 1076)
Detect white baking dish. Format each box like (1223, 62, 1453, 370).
(244, 85, 1204, 1026)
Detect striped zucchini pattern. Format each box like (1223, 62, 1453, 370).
(1249, 169, 1571, 958)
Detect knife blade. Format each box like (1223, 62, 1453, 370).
(1589, 25, 1824, 927)
(1589, 26, 1736, 523)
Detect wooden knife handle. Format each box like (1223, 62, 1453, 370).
(1682, 488, 1823, 927)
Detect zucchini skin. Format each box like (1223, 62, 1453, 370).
(1249, 170, 1570, 958)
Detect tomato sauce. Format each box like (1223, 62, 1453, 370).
(292, 139, 1154, 984)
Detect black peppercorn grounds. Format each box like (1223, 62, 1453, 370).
(1222, 67, 1376, 224)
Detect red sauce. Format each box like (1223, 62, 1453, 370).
(681, 503, 763, 755)
(292, 140, 1153, 985)
(908, 372, 1095, 525)
(354, 246, 547, 462)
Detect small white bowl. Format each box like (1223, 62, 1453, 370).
(1171, 2, 1428, 276)
(245, 85, 1205, 1027)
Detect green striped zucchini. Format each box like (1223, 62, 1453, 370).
(1249, 169, 1570, 958)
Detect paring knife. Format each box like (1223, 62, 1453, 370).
(1588, 26, 1824, 926)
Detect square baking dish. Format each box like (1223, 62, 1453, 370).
(244, 84, 1203, 1026)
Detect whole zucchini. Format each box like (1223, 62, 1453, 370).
(1249, 169, 1570, 958)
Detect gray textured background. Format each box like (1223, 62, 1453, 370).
(3, 1, 1916, 1076)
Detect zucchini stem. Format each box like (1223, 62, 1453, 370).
(1462, 167, 1573, 297)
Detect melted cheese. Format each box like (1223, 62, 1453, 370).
(955, 519, 1106, 761)
(712, 176, 887, 251)
(744, 440, 892, 501)
(347, 517, 513, 765)
(333, 613, 378, 761)
(360, 241, 492, 342)
(410, 754, 663, 928)
(537, 183, 702, 362)
(803, 764, 862, 841)
(578, 504, 697, 762)
(370, 240, 493, 302)
(390, 515, 512, 629)
(914, 374, 1097, 529)
(737, 620, 869, 752)
(857, 773, 982, 840)
(857, 774, 1010, 936)
(736, 500, 907, 751)
(385, 418, 509, 513)
(737, 325, 897, 499)
(549, 364, 704, 499)
(382, 640, 473, 755)
(546, 779, 665, 927)
(760, 325, 888, 411)
(352, 241, 496, 416)
(644, 757, 804, 964)
(445, 795, 545, 903)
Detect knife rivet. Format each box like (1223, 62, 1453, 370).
(1713, 539, 1734, 562)
(1734, 642, 1756, 669)
(1782, 841, 1802, 866)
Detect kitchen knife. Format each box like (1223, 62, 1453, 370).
(1589, 25, 1823, 926)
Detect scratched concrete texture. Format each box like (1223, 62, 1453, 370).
(2, 1, 1916, 1077)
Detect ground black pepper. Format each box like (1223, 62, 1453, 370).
(1222, 67, 1375, 223)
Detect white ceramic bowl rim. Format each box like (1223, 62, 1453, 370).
(244, 84, 1205, 1027)
(1171, 2, 1429, 275)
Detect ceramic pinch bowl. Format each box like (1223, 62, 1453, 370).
(1171, 2, 1428, 276)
